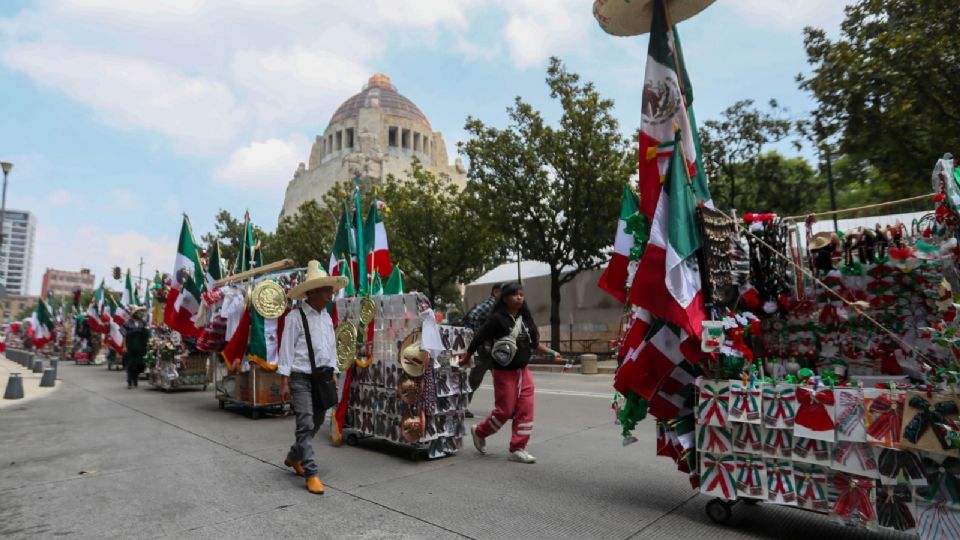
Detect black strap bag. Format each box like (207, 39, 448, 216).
(298, 308, 339, 411)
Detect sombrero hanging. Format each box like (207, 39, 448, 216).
(593, 0, 716, 37)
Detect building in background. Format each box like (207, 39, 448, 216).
(0, 210, 36, 296)
(41, 268, 96, 298)
(0, 293, 38, 322)
(280, 73, 467, 219)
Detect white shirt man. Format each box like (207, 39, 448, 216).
(277, 302, 338, 376)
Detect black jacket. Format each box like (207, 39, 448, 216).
(466, 311, 539, 370)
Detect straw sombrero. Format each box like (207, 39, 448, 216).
(593, 0, 716, 37)
(286, 260, 348, 300)
(808, 232, 835, 251)
(399, 329, 427, 378)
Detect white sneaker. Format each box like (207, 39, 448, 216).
(508, 449, 536, 464)
(471, 425, 487, 454)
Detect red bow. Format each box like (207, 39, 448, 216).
(796, 387, 836, 433)
(833, 473, 876, 523)
(866, 392, 903, 444)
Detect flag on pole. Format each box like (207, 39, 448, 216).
(353, 186, 368, 295)
(117, 269, 137, 320)
(206, 239, 225, 289)
(329, 204, 355, 284)
(233, 211, 264, 273)
(629, 131, 708, 338)
(363, 200, 393, 278)
(220, 308, 251, 372)
(598, 183, 641, 303)
(384, 265, 404, 295)
(86, 280, 108, 333)
(247, 308, 287, 371)
(164, 215, 204, 339)
(30, 298, 55, 349)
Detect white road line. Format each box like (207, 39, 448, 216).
(476, 385, 611, 399)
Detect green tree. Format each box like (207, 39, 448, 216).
(272, 200, 335, 267)
(798, 0, 960, 200)
(700, 99, 795, 211)
(379, 159, 504, 309)
(200, 210, 274, 269)
(461, 57, 635, 349)
(734, 151, 823, 216)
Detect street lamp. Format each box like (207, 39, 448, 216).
(0, 161, 11, 299)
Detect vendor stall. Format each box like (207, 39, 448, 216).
(147, 325, 209, 391)
(334, 293, 472, 460)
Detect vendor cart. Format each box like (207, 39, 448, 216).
(215, 362, 288, 418)
(337, 293, 472, 460)
(150, 351, 210, 391)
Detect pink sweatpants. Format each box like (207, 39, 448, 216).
(475, 367, 535, 452)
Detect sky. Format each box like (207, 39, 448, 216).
(0, 0, 853, 295)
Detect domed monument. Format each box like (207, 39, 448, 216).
(280, 73, 467, 219)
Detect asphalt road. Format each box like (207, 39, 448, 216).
(0, 360, 909, 540)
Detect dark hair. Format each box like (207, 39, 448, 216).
(490, 283, 501, 294)
(493, 281, 539, 344)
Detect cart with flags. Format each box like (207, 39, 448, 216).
(595, 2, 960, 538)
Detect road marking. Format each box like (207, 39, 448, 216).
(476, 385, 611, 399)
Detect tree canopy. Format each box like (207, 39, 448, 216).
(461, 57, 635, 348)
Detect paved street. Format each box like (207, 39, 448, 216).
(1, 359, 908, 540)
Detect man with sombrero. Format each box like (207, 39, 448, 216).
(278, 260, 347, 495)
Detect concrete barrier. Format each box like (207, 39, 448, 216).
(3, 373, 24, 399)
(50, 358, 58, 379)
(40, 368, 56, 387)
(580, 354, 599, 375)
(32, 359, 44, 374)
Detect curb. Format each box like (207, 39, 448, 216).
(526, 364, 615, 375)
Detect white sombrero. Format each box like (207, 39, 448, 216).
(593, 0, 715, 37)
(286, 260, 348, 300)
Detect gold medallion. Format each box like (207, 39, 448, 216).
(250, 280, 287, 319)
(358, 297, 377, 326)
(335, 321, 358, 371)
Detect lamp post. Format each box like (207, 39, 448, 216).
(0, 162, 12, 296)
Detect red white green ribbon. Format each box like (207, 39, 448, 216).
(697, 383, 730, 427)
(866, 392, 904, 445)
(832, 473, 875, 523)
(835, 390, 865, 438)
(730, 381, 761, 421)
(733, 423, 762, 451)
(834, 441, 878, 474)
(766, 461, 796, 503)
(700, 453, 738, 500)
(735, 456, 765, 496)
(794, 437, 830, 461)
(763, 428, 793, 458)
(918, 502, 960, 540)
(763, 385, 796, 427)
(697, 425, 732, 454)
(794, 466, 828, 509)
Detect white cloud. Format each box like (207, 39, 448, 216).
(727, 0, 853, 33)
(108, 189, 140, 209)
(497, 0, 590, 70)
(215, 136, 309, 191)
(48, 189, 71, 206)
(3, 43, 244, 154)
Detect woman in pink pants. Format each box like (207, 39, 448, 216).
(461, 282, 562, 463)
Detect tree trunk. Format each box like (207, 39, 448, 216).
(549, 269, 562, 351)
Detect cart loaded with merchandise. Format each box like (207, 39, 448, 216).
(611, 155, 960, 538)
(330, 293, 472, 460)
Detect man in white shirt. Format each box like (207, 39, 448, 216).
(279, 260, 346, 495)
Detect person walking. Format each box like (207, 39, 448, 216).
(461, 281, 562, 464)
(461, 283, 500, 418)
(121, 306, 150, 388)
(279, 260, 347, 495)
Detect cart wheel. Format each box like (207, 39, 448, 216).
(218, 400, 225, 410)
(251, 408, 261, 420)
(345, 434, 359, 447)
(742, 498, 759, 506)
(706, 499, 732, 524)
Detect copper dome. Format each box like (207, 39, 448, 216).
(328, 73, 431, 130)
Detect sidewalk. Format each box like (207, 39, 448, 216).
(0, 353, 59, 409)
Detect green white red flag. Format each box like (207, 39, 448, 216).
(164, 215, 204, 338)
(363, 200, 393, 278)
(598, 183, 640, 303)
(247, 307, 287, 372)
(206, 239, 225, 289)
(30, 298, 55, 349)
(87, 279, 108, 333)
(234, 211, 264, 273)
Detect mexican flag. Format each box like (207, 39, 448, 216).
(234, 211, 264, 273)
(329, 204, 355, 286)
(598, 183, 640, 303)
(117, 269, 136, 320)
(636, 0, 709, 222)
(629, 132, 708, 338)
(206, 239, 225, 289)
(384, 265, 404, 295)
(164, 216, 204, 339)
(30, 298, 55, 349)
(86, 280, 108, 334)
(364, 200, 393, 278)
(354, 187, 368, 295)
(220, 308, 251, 372)
(247, 308, 287, 372)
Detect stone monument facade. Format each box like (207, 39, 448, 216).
(280, 73, 467, 219)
